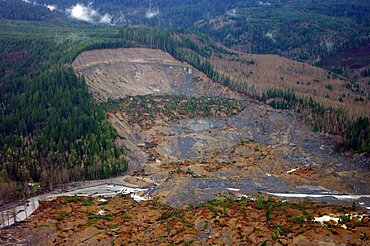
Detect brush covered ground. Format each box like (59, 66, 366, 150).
(210, 50, 370, 120)
(1, 195, 369, 245)
(103, 94, 244, 130)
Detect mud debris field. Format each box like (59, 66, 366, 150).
(2, 196, 370, 245)
(1, 47, 370, 245)
(72, 48, 370, 207)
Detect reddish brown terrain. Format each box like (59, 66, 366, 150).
(320, 44, 370, 69)
(211, 52, 370, 119)
(1, 196, 369, 245)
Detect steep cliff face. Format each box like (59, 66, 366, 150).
(72, 48, 236, 102)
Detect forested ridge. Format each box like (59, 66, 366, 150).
(0, 0, 58, 21)
(33, 0, 370, 63)
(0, 21, 128, 202)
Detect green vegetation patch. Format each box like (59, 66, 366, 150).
(84, 211, 112, 226)
(61, 196, 94, 207)
(103, 94, 244, 129)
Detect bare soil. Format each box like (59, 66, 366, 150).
(1, 196, 369, 245)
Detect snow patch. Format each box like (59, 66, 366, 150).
(130, 193, 148, 202)
(146, 5, 159, 18)
(46, 4, 57, 11)
(97, 210, 105, 215)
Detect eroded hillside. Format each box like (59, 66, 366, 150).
(73, 48, 236, 102)
(71, 48, 369, 209)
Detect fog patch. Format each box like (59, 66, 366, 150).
(21, 0, 38, 5)
(265, 31, 277, 42)
(66, 3, 112, 24)
(45, 4, 57, 11)
(113, 11, 127, 25)
(146, 5, 159, 19)
(226, 8, 237, 17)
(53, 32, 88, 45)
(257, 1, 272, 6)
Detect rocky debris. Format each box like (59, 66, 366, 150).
(1, 196, 369, 245)
(73, 47, 369, 212)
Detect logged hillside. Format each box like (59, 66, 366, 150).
(211, 52, 370, 119)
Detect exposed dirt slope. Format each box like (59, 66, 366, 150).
(1, 196, 369, 245)
(73, 48, 237, 102)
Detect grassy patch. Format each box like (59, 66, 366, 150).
(123, 214, 132, 220)
(256, 193, 264, 209)
(84, 211, 112, 226)
(158, 210, 181, 221)
(61, 197, 94, 206)
(56, 212, 70, 221)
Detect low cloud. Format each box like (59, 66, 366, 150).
(45, 4, 57, 11)
(257, 1, 272, 6)
(146, 7, 159, 19)
(226, 8, 237, 17)
(21, 0, 37, 5)
(66, 3, 112, 24)
(112, 11, 127, 25)
(21, 0, 57, 12)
